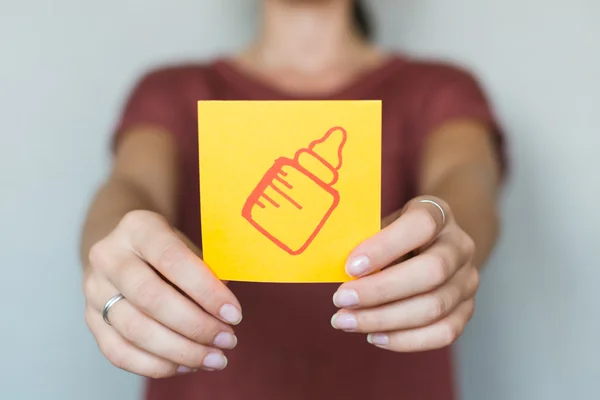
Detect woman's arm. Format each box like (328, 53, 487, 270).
(380, 118, 502, 267)
(418, 118, 502, 268)
(80, 127, 180, 265)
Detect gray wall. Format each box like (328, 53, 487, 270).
(1, 1, 598, 399)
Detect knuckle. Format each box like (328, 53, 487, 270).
(84, 307, 95, 330)
(368, 233, 395, 265)
(88, 240, 111, 271)
(121, 315, 147, 343)
(415, 208, 438, 238)
(120, 210, 155, 230)
(178, 344, 206, 367)
(155, 241, 188, 273)
(107, 352, 126, 371)
(120, 211, 166, 247)
(188, 319, 211, 343)
(82, 271, 97, 300)
(470, 268, 480, 292)
(195, 280, 218, 303)
(463, 235, 476, 255)
(356, 312, 382, 333)
(430, 293, 451, 321)
(131, 276, 165, 314)
(424, 253, 450, 287)
(439, 322, 460, 346)
(466, 299, 476, 320)
(372, 283, 390, 305)
(99, 341, 125, 370)
(356, 278, 389, 305)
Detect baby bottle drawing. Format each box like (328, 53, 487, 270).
(242, 126, 347, 255)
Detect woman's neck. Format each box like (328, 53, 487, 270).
(245, 0, 372, 74)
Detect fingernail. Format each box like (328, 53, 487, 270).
(331, 313, 358, 331)
(177, 365, 195, 374)
(367, 333, 389, 346)
(219, 304, 242, 325)
(333, 289, 359, 308)
(346, 255, 370, 276)
(213, 332, 237, 349)
(203, 353, 228, 370)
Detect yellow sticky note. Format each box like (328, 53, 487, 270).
(198, 101, 381, 283)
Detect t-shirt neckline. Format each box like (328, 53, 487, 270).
(211, 54, 405, 100)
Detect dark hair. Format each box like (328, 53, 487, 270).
(352, 0, 372, 39)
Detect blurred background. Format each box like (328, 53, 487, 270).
(1, 0, 599, 399)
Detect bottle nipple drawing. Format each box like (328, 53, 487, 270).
(242, 126, 347, 255)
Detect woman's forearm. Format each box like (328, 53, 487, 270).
(80, 129, 181, 268)
(414, 120, 503, 269)
(80, 177, 166, 267)
(427, 167, 500, 269)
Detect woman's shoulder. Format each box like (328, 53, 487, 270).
(125, 58, 229, 102)
(391, 53, 484, 89)
(133, 59, 218, 85)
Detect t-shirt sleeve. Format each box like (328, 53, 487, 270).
(415, 63, 508, 176)
(111, 68, 189, 152)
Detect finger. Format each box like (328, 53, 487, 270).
(345, 196, 451, 277)
(119, 211, 241, 324)
(106, 299, 231, 369)
(381, 209, 402, 229)
(334, 232, 470, 308)
(85, 268, 233, 364)
(366, 299, 475, 352)
(85, 307, 181, 378)
(95, 252, 236, 346)
(173, 229, 227, 286)
(411, 196, 449, 237)
(331, 265, 478, 333)
(89, 273, 238, 351)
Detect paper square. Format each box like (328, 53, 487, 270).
(198, 101, 381, 283)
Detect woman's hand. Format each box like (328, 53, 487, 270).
(330, 196, 479, 352)
(83, 210, 242, 378)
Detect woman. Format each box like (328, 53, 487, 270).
(81, 0, 506, 399)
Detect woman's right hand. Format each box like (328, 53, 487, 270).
(83, 210, 241, 378)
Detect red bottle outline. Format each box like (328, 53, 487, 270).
(242, 126, 347, 255)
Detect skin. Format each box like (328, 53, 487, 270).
(81, 0, 501, 378)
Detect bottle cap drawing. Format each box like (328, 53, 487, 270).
(242, 126, 347, 255)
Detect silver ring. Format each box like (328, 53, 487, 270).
(102, 294, 125, 326)
(420, 199, 446, 226)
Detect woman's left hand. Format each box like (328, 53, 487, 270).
(331, 196, 480, 352)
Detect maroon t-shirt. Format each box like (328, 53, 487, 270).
(113, 54, 504, 400)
